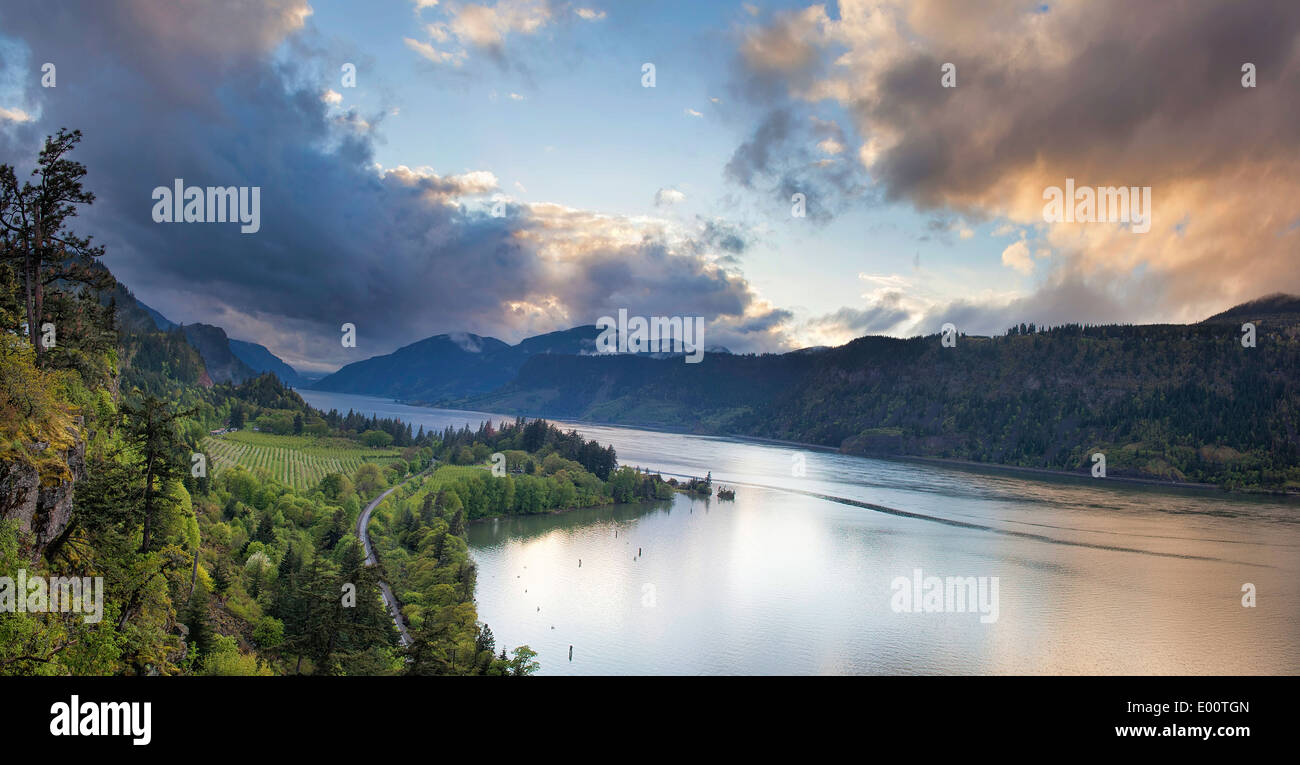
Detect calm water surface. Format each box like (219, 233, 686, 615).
(300, 390, 1300, 675)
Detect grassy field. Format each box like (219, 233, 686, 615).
(203, 430, 407, 491)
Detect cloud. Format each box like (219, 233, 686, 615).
(321, 89, 343, 105)
(807, 301, 910, 338)
(684, 108, 703, 118)
(723, 108, 868, 222)
(1000, 239, 1034, 275)
(733, 0, 1300, 322)
(654, 187, 686, 207)
(384, 165, 500, 198)
(575, 8, 605, 21)
(695, 218, 748, 258)
(448, 331, 484, 352)
(0, 106, 32, 122)
(858, 273, 911, 290)
(404, 36, 466, 66)
(816, 137, 844, 155)
(405, 0, 557, 67)
(0, 0, 792, 371)
(914, 272, 1148, 337)
(452, 1, 550, 48)
(738, 4, 828, 74)
(799, 275, 924, 346)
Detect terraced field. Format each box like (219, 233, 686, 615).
(203, 430, 406, 491)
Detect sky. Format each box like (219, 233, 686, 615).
(1, 0, 1298, 373)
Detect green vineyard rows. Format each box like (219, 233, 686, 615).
(202, 432, 405, 491)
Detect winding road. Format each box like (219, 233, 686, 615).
(357, 471, 431, 648)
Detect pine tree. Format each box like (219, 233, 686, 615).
(183, 587, 215, 665)
(322, 508, 347, 550)
(332, 540, 396, 670)
(476, 624, 496, 655)
(120, 396, 192, 553)
(255, 512, 276, 544)
(0, 129, 112, 361)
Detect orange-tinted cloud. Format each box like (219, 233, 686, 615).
(736, 0, 1300, 328)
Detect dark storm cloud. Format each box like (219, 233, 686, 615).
(0, 0, 789, 370)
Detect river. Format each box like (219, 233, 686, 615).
(298, 390, 1300, 675)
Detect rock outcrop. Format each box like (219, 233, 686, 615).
(0, 431, 86, 560)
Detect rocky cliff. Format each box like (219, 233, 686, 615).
(0, 430, 86, 561)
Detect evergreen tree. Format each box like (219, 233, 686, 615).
(0, 129, 112, 361)
(183, 587, 215, 664)
(120, 396, 191, 553)
(255, 512, 276, 544)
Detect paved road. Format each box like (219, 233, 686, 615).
(357, 473, 429, 648)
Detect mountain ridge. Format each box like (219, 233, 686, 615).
(451, 295, 1300, 490)
(114, 288, 306, 388)
(108, 286, 1300, 489)
(228, 338, 306, 387)
(309, 325, 602, 401)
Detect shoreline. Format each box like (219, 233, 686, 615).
(466, 495, 676, 525)
(301, 391, 1291, 497)
(518, 416, 1291, 497)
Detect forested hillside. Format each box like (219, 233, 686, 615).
(466, 309, 1300, 491)
(0, 130, 547, 675)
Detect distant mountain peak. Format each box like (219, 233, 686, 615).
(310, 324, 604, 400)
(448, 331, 485, 353)
(180, 323, 257, 385)
(228, 338, 304, 387)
